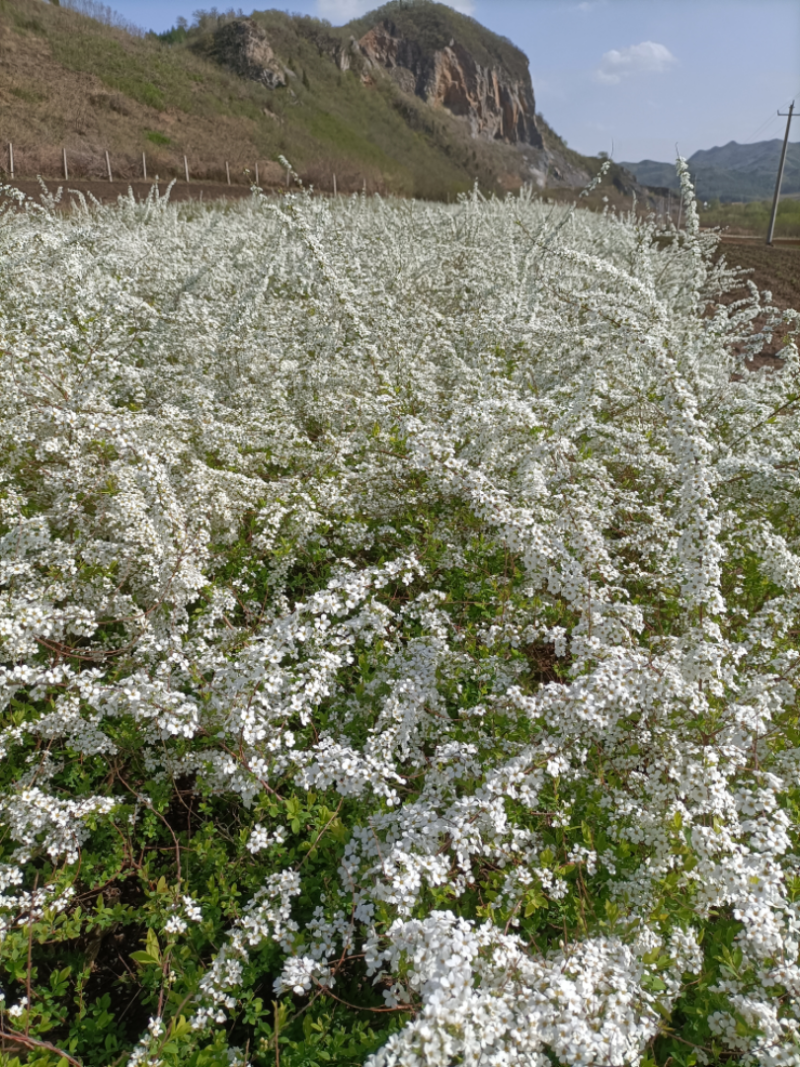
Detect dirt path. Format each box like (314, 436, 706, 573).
(3, 177, 272, 207)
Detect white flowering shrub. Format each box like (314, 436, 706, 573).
(0, 163, 798, 1067)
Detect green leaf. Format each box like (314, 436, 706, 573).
(523, 888, 547, 916)
(131, 951, 158, 966)
(147, 927, 161, 953)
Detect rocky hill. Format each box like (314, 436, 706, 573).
(0, 0, 639, 201)
(345, 9, 542, 147)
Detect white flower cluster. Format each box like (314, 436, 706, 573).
(274, 954, 334, 997)
(0, 788, 117, 865)
(192, 869, 301, 1030)
(246, 823, 287, 854)
(164, 894, 204, 936)
(364, 912, 700, 1066)
(0, 167, 798, 1065)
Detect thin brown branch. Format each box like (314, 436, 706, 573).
(0, 1027, 83, 1067)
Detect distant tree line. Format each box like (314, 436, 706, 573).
(50, 0, 146, 37)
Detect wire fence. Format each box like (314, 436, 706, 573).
(1, 141, 388, 196)
(1, 142, 383, 196)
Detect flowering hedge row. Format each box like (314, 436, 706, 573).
(0, 168, 798, 1067)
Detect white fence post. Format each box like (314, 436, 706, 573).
(333, 173, 337, 197)
(142, 153, 147, 180)
(255, 161, 259, 186)
(226, 161, 231, 186)
(8, 143, 13, 181)
(105, 150, 112, 182)
(63, 147, 69, 181)
(184, 155, 190, 183)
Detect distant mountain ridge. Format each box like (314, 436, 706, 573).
(622, 140, 800, 202)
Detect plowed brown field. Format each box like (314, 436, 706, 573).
(711, 237, 800, 369)
(714, 236, 800, 314)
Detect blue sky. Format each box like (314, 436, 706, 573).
(96, 0, 800, 162)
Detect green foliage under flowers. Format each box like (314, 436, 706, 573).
(0, 166, 798, 1067)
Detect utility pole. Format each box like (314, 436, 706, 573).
(766, 101, 796, 246)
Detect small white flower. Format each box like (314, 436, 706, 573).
(7, 997, 28, 1018)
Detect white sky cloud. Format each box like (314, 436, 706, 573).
(316, 0, 474, 23)
(595, 41, 678, 85)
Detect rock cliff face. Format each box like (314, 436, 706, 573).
(207, 14, 542, 148)
(356, 19, 542, 148)
(211, 19, 287, 89)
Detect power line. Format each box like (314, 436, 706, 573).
(743, 113, 781, 144)
(743, 86, 800, 144)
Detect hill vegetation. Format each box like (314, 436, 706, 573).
(0, 0, 605, 199)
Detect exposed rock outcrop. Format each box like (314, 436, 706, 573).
(333, 36, 362, 73)
(205, 14, 541, 149)
(357, 19, 542, 147)
(195, 9, 643, 197)
(210, 18, 287, 89)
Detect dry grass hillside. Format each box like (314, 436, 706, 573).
(0, 0, 608, 198)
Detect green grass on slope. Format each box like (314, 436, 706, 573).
(0, 0, 503, 196)
(183, 6, 515, 197)
(46, 12, 273, 124)
(1, 0, 607, 199)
